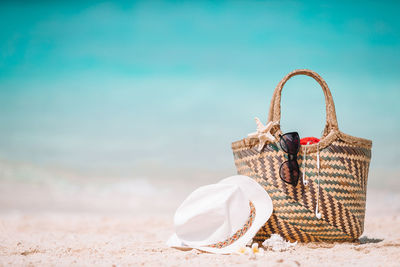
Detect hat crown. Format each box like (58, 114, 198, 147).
(174, 183, 250, 246)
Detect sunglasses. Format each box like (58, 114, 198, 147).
(279, 132, 300, 186)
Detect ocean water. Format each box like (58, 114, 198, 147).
(0, 1, 399, 190)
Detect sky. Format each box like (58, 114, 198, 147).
(0, 1, 399, 184)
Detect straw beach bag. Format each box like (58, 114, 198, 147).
(231, 69, 372, 243)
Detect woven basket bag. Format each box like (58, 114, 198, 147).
(231, 69, 372, 243)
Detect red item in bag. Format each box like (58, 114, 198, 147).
(300, 137, 320, 145)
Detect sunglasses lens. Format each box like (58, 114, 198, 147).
(280, 132, 300, 154)
(280, 160, 299, 185)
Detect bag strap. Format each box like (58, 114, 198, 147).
(267, 69, 339, 136)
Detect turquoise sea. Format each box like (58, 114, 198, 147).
(0, 1, 399, 190)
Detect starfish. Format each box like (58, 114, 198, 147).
(248, 118, 278, 152)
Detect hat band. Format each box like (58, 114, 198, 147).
(207, 201, 256, 249)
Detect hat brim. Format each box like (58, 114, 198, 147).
(167, 175, 273, 254)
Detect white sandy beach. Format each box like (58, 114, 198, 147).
(1, 1, 399, 266)
(1, 173, 400, 267)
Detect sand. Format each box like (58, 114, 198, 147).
(1, 180, 400, 266)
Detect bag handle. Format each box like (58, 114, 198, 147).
(267, 69, 339, 136)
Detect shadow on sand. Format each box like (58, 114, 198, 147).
(358, 236, 384, 244)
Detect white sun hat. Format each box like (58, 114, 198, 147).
(166, 175, 273, 254)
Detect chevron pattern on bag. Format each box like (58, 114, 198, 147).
(232, 139, 372, 243)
